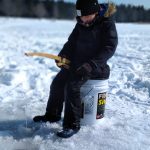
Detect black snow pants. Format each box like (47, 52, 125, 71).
(46, 69, 88, 128)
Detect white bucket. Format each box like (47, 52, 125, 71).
(80, 80, 108, 125)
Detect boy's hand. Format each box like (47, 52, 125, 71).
(55, 60, 70, 69)
(55, 55, 70, 69)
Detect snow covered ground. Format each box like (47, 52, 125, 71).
(0, 17, 150, 150)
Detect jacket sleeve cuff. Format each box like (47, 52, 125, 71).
(88, 60, 98, 69)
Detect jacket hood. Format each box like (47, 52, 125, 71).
(99, 3, 116, 17)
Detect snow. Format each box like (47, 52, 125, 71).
(0, 17, 150, 150)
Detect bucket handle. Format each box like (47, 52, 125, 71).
(82, 88, 93, 98)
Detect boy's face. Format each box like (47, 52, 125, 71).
(80, 13, 97, 23)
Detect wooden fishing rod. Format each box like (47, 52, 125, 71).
(25, 52, 70, 69)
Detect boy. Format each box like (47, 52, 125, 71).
(33, 0, 118, 138)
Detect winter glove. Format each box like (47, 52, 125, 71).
(76, 63, 92, 77)
(55, 55, 70, 69)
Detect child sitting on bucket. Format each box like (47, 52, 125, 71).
(33, 0, 118, 138)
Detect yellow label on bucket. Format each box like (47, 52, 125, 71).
(96, 92, 106, 119)
(98, 99, 106, 105)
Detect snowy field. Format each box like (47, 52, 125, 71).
(0, 17, 150, 150)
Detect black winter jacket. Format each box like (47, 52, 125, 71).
(59, 8, 118, 79)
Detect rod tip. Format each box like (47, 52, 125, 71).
(25, 53, 28, 56)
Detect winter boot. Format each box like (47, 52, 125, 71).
(57, 127, 80, 138)
(33, 113, 61, 123)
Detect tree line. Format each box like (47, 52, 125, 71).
(0, 0, 150, 22)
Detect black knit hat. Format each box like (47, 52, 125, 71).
(76, 0, 100, 16)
